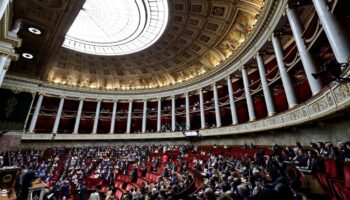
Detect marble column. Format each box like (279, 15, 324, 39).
(199, 89, 206, 129)
(142, 99, 147, 133)
(0, 55, 10, 86)
(126, 100, 133, 133)
(92, 100, 101, 134)
(271, 34, 298, 108)
(185, 93, 190, 130)
(52, 97, 65, 133)
(109, 100, 117, 134)
(312, 0, 350, 63)
(227, 76, 238, 124)
(171, 96, 176, 132)
(157, 98, 162, 132)
(73, 98, 84, 134)
(242, 68, 256, 121)
(28, 94, 44, 133)
(0, 0, 9, 21)
(213, 83, 222, 127)
(256, 53, 276, 116)
(286, 6, 322, 95)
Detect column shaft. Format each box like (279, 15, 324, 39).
(110, 101, 117, 134)
(312, 0, 350, 63)
(52, 97, 65, 133)
(286, 7, 322, 95)
(0, 55, 9, 86)
(171, 97, 176, 132)
(126, 101, 133, 133)
(0, 0, 9, 21)
(213, 83, 222, 127)
(157, 98, 161, 132)
(92, 101, 101, 134)
(185, 93, 190, 130)
(28, 94, 44, 133)
(227, 77, 238, 124)
(73, 99, 84, 134)
(242, 68, 256, 121)
(257, 54, 276, 116)
(142, 100, 147, 133)
(272, 35, 298, 108)
(199, 89, 206, 129)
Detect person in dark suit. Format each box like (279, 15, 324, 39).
(19, 167, 36, 200)
(60, 180, 70, 199)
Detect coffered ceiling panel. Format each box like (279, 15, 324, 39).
(8, 0, 267, 91)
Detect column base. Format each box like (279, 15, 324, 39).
(109, 132, 114, 134)
(288, 104, 298, 109)
(72, 132, 78, 134)
(249, 118, 256, 122)
(232, 121, 238, 125)
(268, 112, 276, 117)
(27, 130, 35, 134)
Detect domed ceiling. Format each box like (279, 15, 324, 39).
(9, 0, 267, 92)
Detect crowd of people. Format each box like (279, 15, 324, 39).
(0, 141, 349, 200)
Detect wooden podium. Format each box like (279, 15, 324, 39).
(27, 181, 46, 200)
(0, 167, 20, 200)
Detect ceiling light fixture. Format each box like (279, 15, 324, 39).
(28, 27, 42, 35)
(22, 53, 34, 59)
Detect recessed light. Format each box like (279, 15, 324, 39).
(22, 53, 34, 59)
(28, 27, 42, 35)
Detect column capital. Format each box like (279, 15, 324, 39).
(38, 92, 45, 96)
(78, 97, 85, 101)
(113, 99, 118, 103)
(96, 99, 102, 102)
(157, 97, 161, 101)
(59, 95, 66, 99)
(212, 82, 217, 87)
(171, 95, 175, 99)
(128, 99, 133, 103)
(143, 99, 147, 102)
(184, 92, 189, 96)
(198, 88, 203, 93)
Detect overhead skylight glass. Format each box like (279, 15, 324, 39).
(63, 0, 169, 56)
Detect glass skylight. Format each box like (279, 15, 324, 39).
(63, 0, 169, 56)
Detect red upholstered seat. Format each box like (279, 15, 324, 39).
(344, 165, 350, 189)
(332, 180, 350, 200)
(114, 180, 124, 189)
(115, 189, 123, 200)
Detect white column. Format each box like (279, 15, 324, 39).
(28, 94, 44, 133)
(286, 6, 322, 95)
(157, 98, 162, 132)
(73, 98, 84, 134)
(271, 34, 298, 108)
(92, 100, 101, 134)
(126, 100, 133, 133)
(185, 93, 190, 130)
(171, 96, 176, 132)
(199, 89, 206, 129)
(227, 77, 238, 124)
(312, 0, 350, 63)
(0, 55, 10, 86)
(212, 83, 222, 127)
(242, 68, 256, 121)
(0, 0, 9, 21)
(256, 53, 276, 116)
(52, 97, 65, 133)
(109, 100, 117, 134)
(142, 99, 147, 133)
